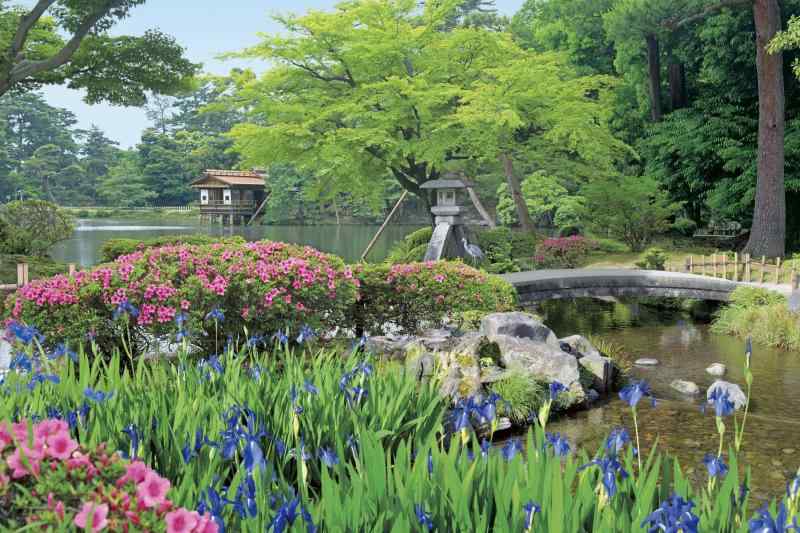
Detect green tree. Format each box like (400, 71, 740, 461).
(136, 130, 189, 205)
(0, 1, 197, 104)
(227, 0, 517, 213)
(581, 175, 680, 251)
(77, 125, 120, 204)
(0, 199, 73, 256)
(97, 151, 155, 207)
(20, 143, 83, 203)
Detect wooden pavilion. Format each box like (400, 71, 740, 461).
(190, 169, 269, 225)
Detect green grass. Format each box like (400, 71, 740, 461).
(583, 236, 718, 269)
(711, 287, 800, 351)
(488, 371, 546, 424)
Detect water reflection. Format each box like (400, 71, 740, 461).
(536, 298, 800, 500)
(51, 218, 422, 266)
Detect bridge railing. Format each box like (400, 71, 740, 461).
(0, 262, 78, 292)
(682, 253, 799, 289)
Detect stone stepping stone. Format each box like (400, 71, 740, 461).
(635, 358, 659, 366)
(706, 363, 726, 377)
(670, 379, 699, 395)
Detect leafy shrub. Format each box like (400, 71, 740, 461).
(0, 200, 75, 257)
(711, 287, 799, 349)
(475, 227, 538, 274)
(100, 235, 247, 262)
(385, 227, 432, 264)
(593, 237, 629, 254)
(4, 241, 359, 354)
(350, 261, 517, 334)
(0, 417, 217, 531)
(673, 217, 698, 237)
(534, 236, 596, 269)
(488, 371, 546, 425)
(635, 247, 668, 270)
(581, 175, 680, 252)
(727, 286, 786, 308)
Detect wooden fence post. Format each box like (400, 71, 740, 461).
(701, 255, 706, 276)
(68, 263, 76, 276)
(686, 256, 693, 274)
(734, 252, 739, 281)
(759, 256, 766, 283)
(713, 254, 718, 278)
(745, 254, 751, 282)
(775, 257, 782, 285)
(17, 263, 29, 286)
(723, 254, 728, 280)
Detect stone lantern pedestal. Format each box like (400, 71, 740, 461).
(421, 177, 473, 261)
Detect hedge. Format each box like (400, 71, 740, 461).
(99, 235, 247, 263)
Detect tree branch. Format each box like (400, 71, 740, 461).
(662, 0, 752, 30)
(10, 0, 58, 60)
(10, 9, 106, 83)
(286, 59, 354, 86)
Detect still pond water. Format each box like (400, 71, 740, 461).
(50, 218, 420, 266)
(538, 298, 800, 500)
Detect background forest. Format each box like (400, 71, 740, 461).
(2, 0, 800, 249)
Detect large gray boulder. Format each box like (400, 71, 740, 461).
(365, 335, 416, 361)
(579, 354, 613, 393)
(480, 312, 559, 347)
(450, 332, 491, 359)
(707, 380, 747, 409)
(491, 334, 580, 389)
(560, 335, 601, 358)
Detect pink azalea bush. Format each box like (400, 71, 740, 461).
(0, 418, 217, 532)
(2, 241, 360, 354)
(350, 261, 517, 334)
(533, 236, 597, 269)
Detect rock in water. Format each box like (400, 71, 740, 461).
(707, 381, 747, 409)
(491, 334, 580, 390)
(579, 354, 613, 393)
(670, 380, 700, 395)
(706, 363, 727, 377)
(635, 358, 659, 366)
(480, 312, 558, 346)
(559, 335, 601, 358)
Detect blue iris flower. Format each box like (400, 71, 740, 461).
(523, 501, 541, 530)
(113, 301, 139, 320)
(27, 373, 59, 391)
(346, 386, 368, 407)
(501, 439, 523, 461)
(270, 497, 301, 533)
(619, 380, 655, 408)
(205, 308, 225, 322)
(427, 449, 434, 475)
(480, 439, 491, 458)
(9, 353, 32, 373)
(49, 343, 78, 363)
(84, 387, 114, 403)
(703, 453, 728, 479)
(235, 475, 258, 518)
(749, 502, 799, 533)
(549, 381, 567, 400)
(605, 427, 631, 457)
(641, 494, 699, 533)
(272, 330, 289, 346)
(579, 456, 628, 498)
(707, 388, 736, 417)
(197, 487, 228, 533)
(122, 423, 141, 459)
(545, 432, 571, 457)
(450, 400, 472, 433)
(415, 504, 434, 531)
(319, 447, 339, 468)
(303, 380, 319, 395)
(9, 322, 44, 344)
(301, 507, 318, 533)
(296, 325, 315, 344)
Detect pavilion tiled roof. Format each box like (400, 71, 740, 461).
(191, 169, 266, 187)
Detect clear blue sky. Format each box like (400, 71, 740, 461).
(30, 0, 525, 148)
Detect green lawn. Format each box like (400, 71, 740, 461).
(584, 237, 721, 269)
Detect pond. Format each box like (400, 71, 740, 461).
(50, 218, 421, 266)
(537, 298, 800, 501)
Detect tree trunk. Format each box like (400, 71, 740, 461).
(646, 34, 663, 122)
(744, 0, 785, 257)
(668, 62, 688, 111)
(499, 152, 535, 234)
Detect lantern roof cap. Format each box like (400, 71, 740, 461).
(420, 178, 473, 190)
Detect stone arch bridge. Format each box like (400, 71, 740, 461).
(502, 269, 793, 304)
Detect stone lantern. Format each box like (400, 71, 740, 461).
(420, 175, 479, 261)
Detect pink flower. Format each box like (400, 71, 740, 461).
(7, 443, 44, 478)
(136, 470, 171, 508)
(46, 430, 78, 460)
(73, 501, 109, 531)
(194, 513, 220, 533)
(165, 508, 200, 533)
(116, 460, 150, 488)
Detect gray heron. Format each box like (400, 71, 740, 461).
(461, 237, 484, 263)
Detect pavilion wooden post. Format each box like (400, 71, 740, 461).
(360, 190, 409, 262)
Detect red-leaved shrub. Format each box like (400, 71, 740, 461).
(533, 236, 596, 269)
